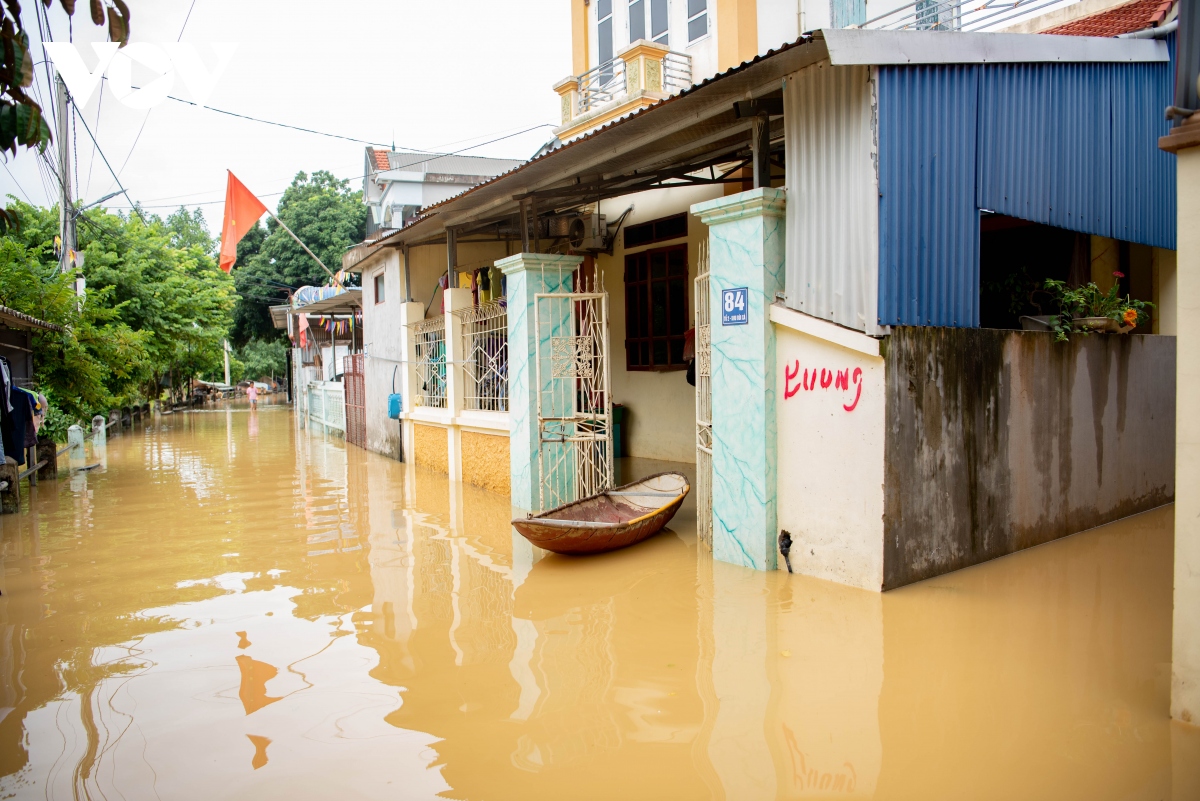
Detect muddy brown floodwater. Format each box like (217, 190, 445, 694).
(0, 400, 1196, 800)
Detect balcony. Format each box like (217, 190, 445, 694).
(554, 40, 692, 142)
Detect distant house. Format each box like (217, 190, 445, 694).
(363, 149, 523, 238)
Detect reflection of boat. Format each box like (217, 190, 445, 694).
(512, 472, 690, 555)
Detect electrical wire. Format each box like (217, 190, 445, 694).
(1, 161, 34, 203)
(109, 0, 201, 188)
(103, 123, 553, 211)
(70, 103, 148, 224)
(84, 90, 102, 199)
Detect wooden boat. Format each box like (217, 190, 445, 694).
(512, 472, 691, 555)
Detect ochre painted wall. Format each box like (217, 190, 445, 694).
(414, 423, 449, 475)
(461, 430, 511, 495)
(716, 0, 758, 72)
(571, 0, 589, 76)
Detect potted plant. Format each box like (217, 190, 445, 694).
(1043, 273, 1154, 342)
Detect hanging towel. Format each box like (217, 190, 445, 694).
(0, 355, 12, 412)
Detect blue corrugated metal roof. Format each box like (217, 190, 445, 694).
(877, 39, 1176, 328)
(1111, 36, 1176, 248)
(878, 65, 981, 328)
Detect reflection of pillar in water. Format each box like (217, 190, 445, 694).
(708, 562, 776, 799)
(448, 536, 465, 666)
(508, 528, 544, 720)
(772, 580, 882, 797)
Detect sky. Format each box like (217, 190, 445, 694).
(1, 0, 571, 231)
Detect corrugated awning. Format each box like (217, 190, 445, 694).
(342, 28, 1167, 270)
(291, 288, 363, 316)
(0, 305, 62, 332)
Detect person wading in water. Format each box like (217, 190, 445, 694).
(247, 383, 258, 410)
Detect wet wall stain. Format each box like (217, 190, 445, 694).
(882, 329, 1175, 590)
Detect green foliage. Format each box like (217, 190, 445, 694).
(230, 171, 365, 347)
(1044, 276, 1154, 342)
(39, 399, 73, 444)
(237, 338, 287, 382)
(0, 198, 235, 421)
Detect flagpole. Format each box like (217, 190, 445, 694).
(264, 208, 344, 289)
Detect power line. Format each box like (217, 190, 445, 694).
(70, 101, 147, 224)
(1, 162, 34, 203)
(103, 123, 553, 211)
(109, 0, 202, 188)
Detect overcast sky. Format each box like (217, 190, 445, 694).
(2, 0, 570, 231)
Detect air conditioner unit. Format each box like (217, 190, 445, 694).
(567, 211, 609, 252)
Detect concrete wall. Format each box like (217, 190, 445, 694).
(363, 249, 405, 459)
(773, 305, 886, 590)
(599, 184, 721, 464)
(882, 327, 1176, 589)
(1171, 140, 1200, 726)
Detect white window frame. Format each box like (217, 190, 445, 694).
(686, 0, 709, 44)
(373, 270, 386, 304)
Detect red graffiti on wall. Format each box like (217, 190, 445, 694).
(784, 361, 863, 412)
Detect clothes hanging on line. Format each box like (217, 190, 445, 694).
(1, 387, 33, 462)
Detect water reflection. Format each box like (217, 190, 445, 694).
(0, 398, 1194, 799)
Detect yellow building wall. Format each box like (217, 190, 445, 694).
(571, 0, 589, 76)
(461, 430, 511, 495)
(402, 240, 513, 320)
(717, 0, 758, 72)
(414, 423, 449, 475)
(1153, 247, 1178, 335)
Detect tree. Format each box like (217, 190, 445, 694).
(229, 171, 366, 347)
(0, 202, 149, 422)
(0, 197, 236, 424)
(237, 338, 287, 382)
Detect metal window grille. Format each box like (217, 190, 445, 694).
(410, 316, 447, 409)
(457, 298, 508, 412)
(861, 0, 1070, 32)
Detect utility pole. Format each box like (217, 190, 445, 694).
(224, 340, 232, 386)
(55, 74, 75, 278)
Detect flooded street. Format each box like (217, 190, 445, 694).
(0, 400, 1196, 800)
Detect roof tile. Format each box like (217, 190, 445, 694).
(1044, 0, 1174, 37)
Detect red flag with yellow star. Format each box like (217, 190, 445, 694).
(219, 171, 268, 273)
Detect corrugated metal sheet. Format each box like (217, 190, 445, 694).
(783, 63, 880, 333)
(1111, 37, 1176, 249)
(975, 51, 1175, 249)
(877, 48, 1175, 327)
(877, 65, 981, 328)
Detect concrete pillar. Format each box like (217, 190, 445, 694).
(35, 438, 56, 480)
(92, 415, 106, 444)
(497, 252, 582, 512)
(68, 424, 85, 458)
(108, 410, 120, 432)
(1164, 114, 1200, 726)
(398, 300, 424, 463)
(444, 287, 472, 483)
(691, 188, 786, 571)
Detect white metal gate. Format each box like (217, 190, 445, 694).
(694, 242, 713, 551)
(534, 273, 614, 512)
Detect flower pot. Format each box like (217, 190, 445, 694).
(1073, 316, 1119, 333)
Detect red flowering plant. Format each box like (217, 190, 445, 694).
(1043, 272, 1154, 342)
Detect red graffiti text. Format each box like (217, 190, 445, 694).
(784, 361, 863, 412)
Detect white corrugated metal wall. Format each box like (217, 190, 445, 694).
(783, 63, 881, 335)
